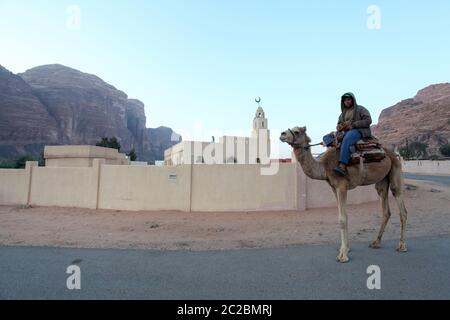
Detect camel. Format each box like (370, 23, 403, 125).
(280, 126, 408, 263)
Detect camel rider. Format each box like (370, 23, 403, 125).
(333, 92, 373, 176)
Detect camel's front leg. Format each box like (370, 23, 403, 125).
(336, 188, 349, 263)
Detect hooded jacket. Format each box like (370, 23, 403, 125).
(337, 92, 372, 139)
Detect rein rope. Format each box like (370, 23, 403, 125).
(288, 129, 323, 151)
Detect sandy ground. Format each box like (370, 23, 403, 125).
(1, 179, 449, 251)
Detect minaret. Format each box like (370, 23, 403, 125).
(253, 106, 268, 130)
(251, 98, 271, 163)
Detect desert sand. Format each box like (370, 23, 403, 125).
(0, 179, 449, 251)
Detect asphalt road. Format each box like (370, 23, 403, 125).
(1, 236, 450, 300)
(403, 173, 450, 186)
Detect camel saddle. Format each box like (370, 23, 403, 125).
(348, 138, 386, 165)
(323, 132, 386, 165)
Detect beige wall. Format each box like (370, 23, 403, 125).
(46, 158, 93, 168)
(305, 178, 379, 209)
(0, 161, 381, 212)
(98, 164, 191, 211)
(0, 162, 33, 205)
(165, 134, 271, 166)
(191, 164, 297, 212)
(29, 159, 103, 209)
(44, 145, 130, 167)
(402, 160, 450, 176)
(46, 157, 128, 167)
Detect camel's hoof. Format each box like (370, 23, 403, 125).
(336, 253, 350, 263)
(369, 241, 381, 249)
(397, 243, 408, 252)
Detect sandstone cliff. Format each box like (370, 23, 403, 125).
(0, 64, 180, 162)
(372, 83, 450, 156)
(0, 65, 59, 158)
(147, 127, 182, 163)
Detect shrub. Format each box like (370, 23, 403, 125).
(440, 144, 450, 157)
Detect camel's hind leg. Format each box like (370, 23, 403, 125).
(370, 177, 391, 249)
(392, 190, 408, 252)
(389, 165, 408, 252)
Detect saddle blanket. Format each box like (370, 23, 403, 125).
(350, 139, 386, 165)
(322, 133, 386, 165)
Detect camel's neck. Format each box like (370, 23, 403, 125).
(296, 148, 327, 181)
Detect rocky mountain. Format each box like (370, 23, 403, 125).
(372, 83, 450, 156)
(147, 127, 182, 163)
(0, 64, 181, 162)
(0, 65, 59, 158)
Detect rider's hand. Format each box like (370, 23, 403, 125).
(340, 121, 352, 132)
(337, 122, 349, 132)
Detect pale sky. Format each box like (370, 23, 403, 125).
(1, 0, 449, 157)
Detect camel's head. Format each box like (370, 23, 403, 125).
(280, 126, 311, 148)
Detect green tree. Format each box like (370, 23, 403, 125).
(0, 151, 45, 169)
(96, 137, 109, 148)
(38, 151, 45, 167)
(96, 137, 121, 151)
(14, 155, 37, 169)
(440, 144, 450, 157)
(0, 159, 16, 169)
(127, 148, 137, 161)
(399, 141, 428, 160)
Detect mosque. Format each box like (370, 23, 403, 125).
(164, 100, 271, 166)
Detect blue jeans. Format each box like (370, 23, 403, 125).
(339, 129, 362, 165)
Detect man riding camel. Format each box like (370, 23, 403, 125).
(333, 92, 373, 176)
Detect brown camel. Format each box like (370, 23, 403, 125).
(280, 126, 408, 263)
